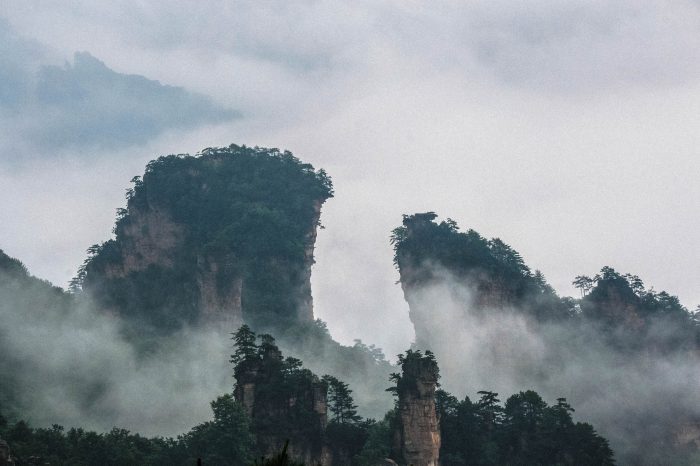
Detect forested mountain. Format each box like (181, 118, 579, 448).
(392, 212, 699, 351)
(76, 144, 333, 338)
(392, 212, 700, 465)
(0, 249, 77, 418)
(1, 150, 699, 464)
(0, 326, 614, 466)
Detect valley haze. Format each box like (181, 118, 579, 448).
(1, 2, 699, 465)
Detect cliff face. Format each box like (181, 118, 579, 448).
(392, 213, 700, 465)
(234, 336, 332, 465)
(393, 213, 569, 349)
(391, 351, 441, 466)
(80, 145, 333, 336)
(674, 419, 700, 451)
(0, 438, 15, 466)
(393, 213, 699, 352)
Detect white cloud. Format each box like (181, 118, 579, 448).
(0, 1, 699, 366)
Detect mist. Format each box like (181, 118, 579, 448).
(406, 265, 700, 463)
(0, 266, 234, 437)
(0, 252, 397, 437)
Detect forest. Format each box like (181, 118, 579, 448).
(1, 146, 698, 465)
(0, 326, 614, 465)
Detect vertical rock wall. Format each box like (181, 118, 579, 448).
(81, 146, 332, 335)
(0, 438, 14, 466)
(234, 342, 331, 465)
(392, 352, 441, 466)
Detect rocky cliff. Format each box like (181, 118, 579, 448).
(391, 213, 700, 465)
(392, 212, 569, 348)
(0, 437, 15, 466)
(78, 144, 333, 337)
(233, 328, 333, 465)
(393, 212, 699, 352)
(390, 350, 441, 466)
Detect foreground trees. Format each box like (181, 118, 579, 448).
(1, 330, 615, 465)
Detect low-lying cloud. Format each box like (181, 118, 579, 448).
(0, 20, 237, 155)
(407, 267, 700, 464)
(0, 267, 234, 436)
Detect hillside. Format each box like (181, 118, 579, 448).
(77, 144, 333, 339)
(391, 212, 700, 464)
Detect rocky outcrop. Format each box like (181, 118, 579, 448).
(393, 213, 569, 349)
(80, 145, 333, 335)
(673, 419, 700, 451)
(391, 351, 441, 466)
(234, 337, 332, 465)
(0, 438, 14, 466)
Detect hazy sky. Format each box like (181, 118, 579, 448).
(1, 1, 699, 357)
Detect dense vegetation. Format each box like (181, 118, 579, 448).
(392, 212, 572, 323)
(230, 325, 371, 463)
(76, 144, 333, 335)
(2, 154, 698, 464)
(269, 318, 394, 420)
(1, 327, 616, 465)
(0, 250, 76, 418)
(577, 266, 700, 351)
(437, 390, 614, 465)
(392, 212, 700, 349)
(390, 213, 700, 465)
(0, 394, 254, 466)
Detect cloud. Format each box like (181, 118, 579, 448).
(0, 20, 238, 153)
(405, 267, 700, 463)
(29, 52, 238, 149)
(0, 263, 233, 436)
(0, 1, 699, 366)
(0, 18, 45, 108)
(463, 0, 700, 91)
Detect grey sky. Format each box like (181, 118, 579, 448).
(0, 20, 236, 153)
(1, 1, 699, 357)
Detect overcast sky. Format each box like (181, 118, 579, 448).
(1, 1, 699, 357)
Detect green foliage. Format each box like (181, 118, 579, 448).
(581, 266, 699, 350)
(321, 375, 369, 459)
(251, 440, 306, 466)
(78, 144, 333, 334)
(392, 213, 699, 350)
(0, 249, 29, 277)
(231, 324, 260, 376)
(0, 396, 253, 466)
(438, 389, 615, 466)
(0, 250, 76, 415)
(387, 349, 440, 401)
(268, 319, 395, 419)
(391, 213, 571, 321)
(179, 394, 255, 466)
(322, 375, 361, 425)
(352, 412, 394, 466)
(230, 326, 373, 462)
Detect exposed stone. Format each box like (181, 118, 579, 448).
(103, 208, 184, 277)
(0, 438, 15, 466)
(234, 341, 331, 465)
(81, 147, 331, 334)
(674, 419, 700, 450)
(392, 352, 441, 466)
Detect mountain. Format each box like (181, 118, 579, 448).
(77, 144, 333, 339)
(0, 249, 76, 416)
(391, 212, 700, 465)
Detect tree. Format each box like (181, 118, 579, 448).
(476, 391, 503, 428)
(182, 394, 255, 466)
(231, 325, 258, 370)
(572, 275, 594, 297)
(251, 440, 305, 466)
(322, 375, 361, 424)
